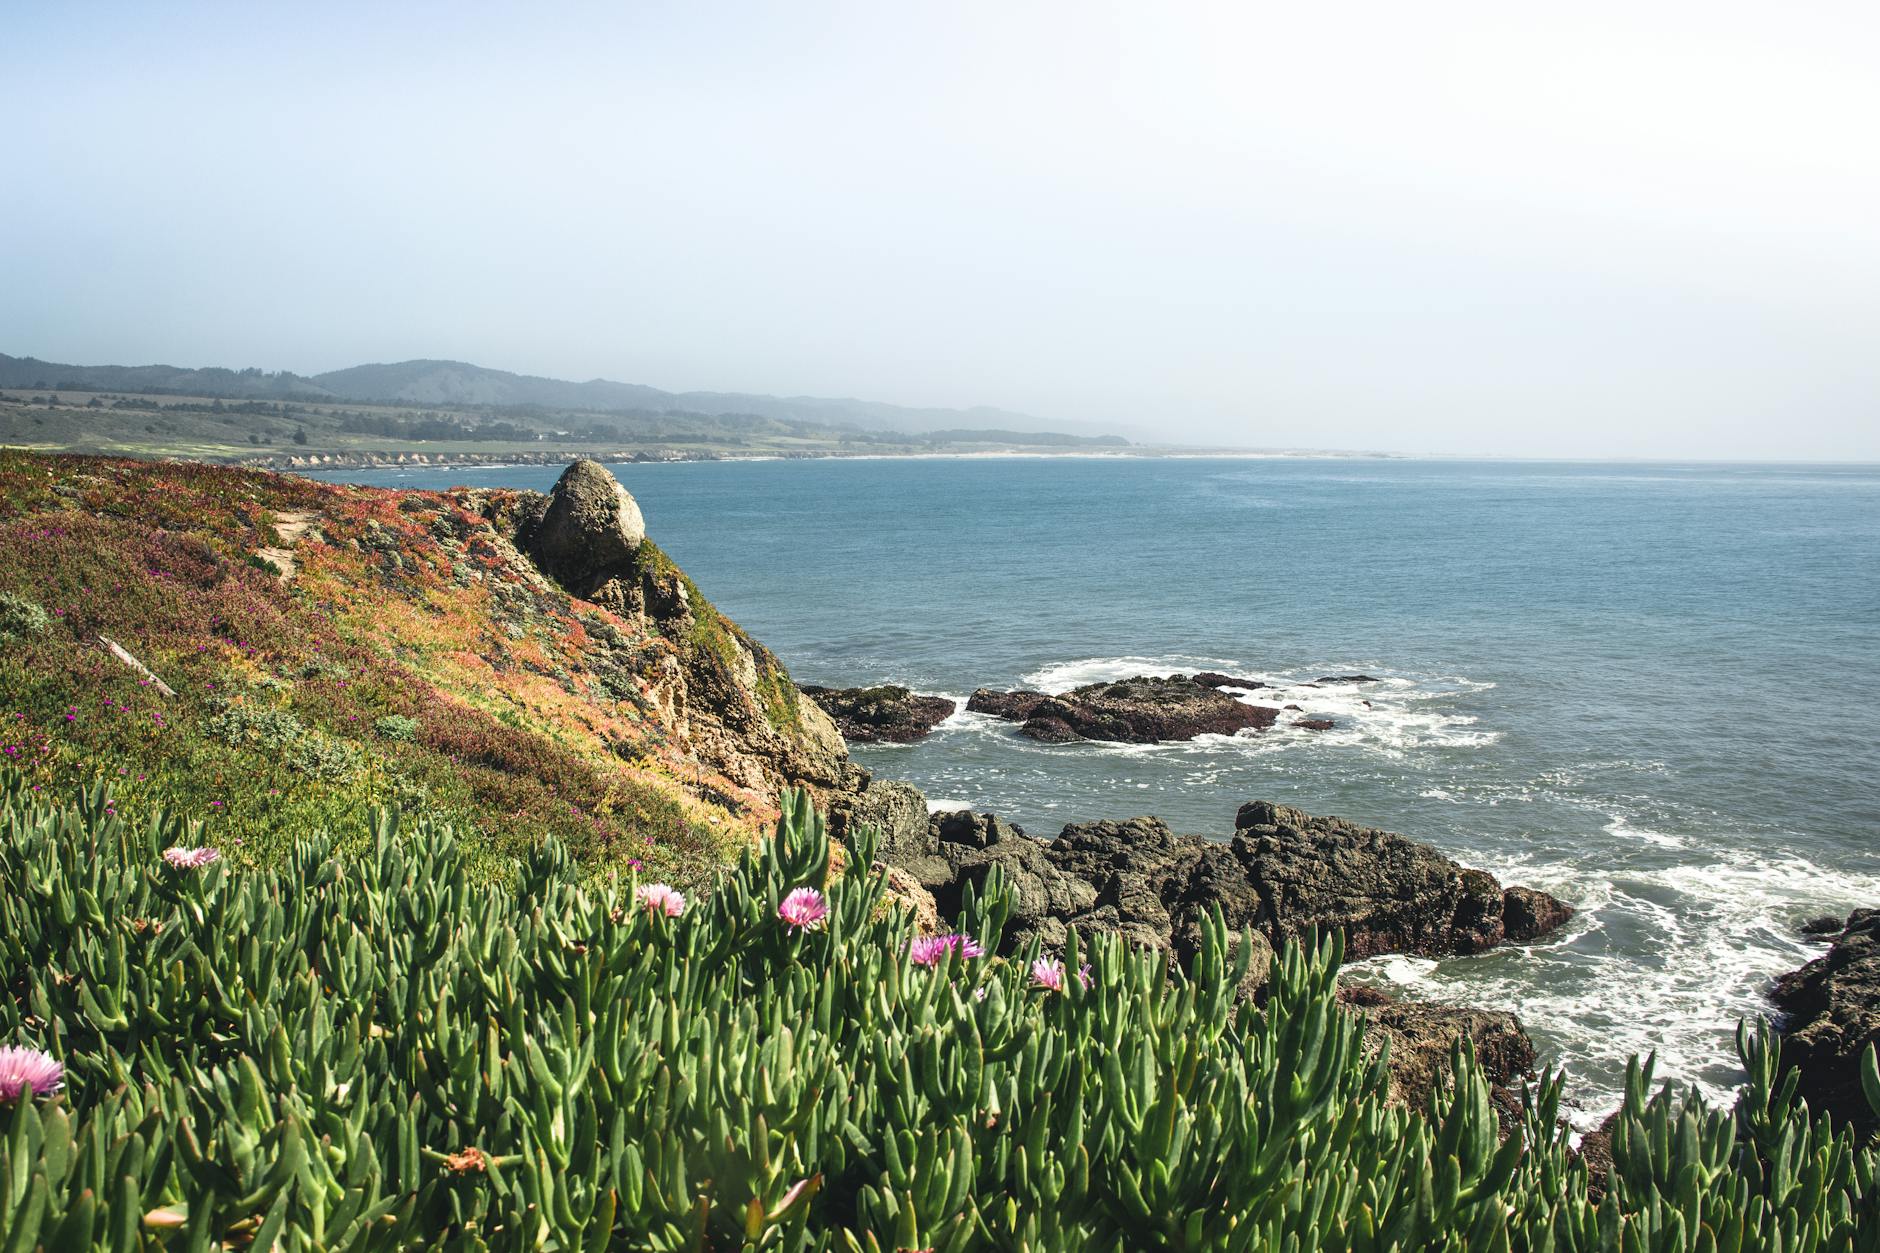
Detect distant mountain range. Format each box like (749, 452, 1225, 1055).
(0, 353, 1123, 440)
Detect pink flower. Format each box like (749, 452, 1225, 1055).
(0, 1046, 63, 1100)
(1030, 958, 1094, 992)
(908, 934, 986, 968)
(778, 887, 829, 931)
(637, 882, 685, 918)
(162, 846, 220, 869)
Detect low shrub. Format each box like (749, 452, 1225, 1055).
(0, 775, 1876, 1249)
(0, 590, 50, 641)
(374, 714, 420, 742)
(204, 700, 307, 751)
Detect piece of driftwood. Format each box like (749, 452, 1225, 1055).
(98, 636, 177, 697)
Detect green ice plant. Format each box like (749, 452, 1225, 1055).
(1, 770, 1878, 1249)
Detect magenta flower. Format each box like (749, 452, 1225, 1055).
(909, 934, 986, 968)
(162, 846, 220, 869)
(778, 887, 829, 931)
(0, 1046, 63, 1100)
(637, 882, 686, 918)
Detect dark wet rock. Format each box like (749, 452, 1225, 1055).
(966, 688, 1052, 720)
(1193, 671, 1268, 690)
(895, 799, 1570, 985)
(1021, 714, 1083, 743)
(800, 684, 956, 743)
(1503, 886, 1577, 942)
(1283, 703, 1304, 711)
(1771, 908, 1880, 1132)
(1231, 801, 1573, 959)
(1318, 674, 1382, 684)
(1801, 915, 1846, 937)
(1293, 718, 1336, 731)
(1339, 984, 1536, 1132)
(1577, 1110, 1623, 1201)
(969, 674, 1278, 743)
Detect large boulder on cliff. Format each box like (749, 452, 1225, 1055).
(967, 674, 1278, 743)
(801, 684, 956, 743)
(1770, 908, 1880, 1132)
(524, 459, 647, 598)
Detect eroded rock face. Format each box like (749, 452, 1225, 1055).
(508, 460, 856, 805)
(888, 799, 1570, 982)
(968, 674, 1277, 743)
(828, 779, 933, 860)
(801, 685, 956, 743)
(1771, 908, 1880, 1131)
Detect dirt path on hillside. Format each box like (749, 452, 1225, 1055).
(255, 510, 321, 580)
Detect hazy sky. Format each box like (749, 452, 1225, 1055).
(5, 1, 1878, 458)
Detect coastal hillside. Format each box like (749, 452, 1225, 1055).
(0, 352, 1104, 437)
(0, 449, 852, 885)
(0, 353, 1135, 464)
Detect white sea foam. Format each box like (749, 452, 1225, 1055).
(1348, 834, 1880, 1126)
(1002, 657, 1501, 759)
(1022, 655, 1246, 692)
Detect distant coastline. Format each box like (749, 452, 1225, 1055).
(266, 445, 1396, 472)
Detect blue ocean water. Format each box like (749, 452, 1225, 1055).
(320, 456, 1880, 1121)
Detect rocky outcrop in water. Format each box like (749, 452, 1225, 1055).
(967, 674, 1278, 743)
(1193, 672, 1269, 691)
(1232, 801, 1573, 957)
(800, 684, 956, 743)
(1771, 908, 1880, 1132)
(882, 798, 1571, 977)
(866, 789, 1564, 1122)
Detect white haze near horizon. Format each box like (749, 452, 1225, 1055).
(3, 1, 1878, 461)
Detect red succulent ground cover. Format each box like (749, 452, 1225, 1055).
(0, 450, 763, 887)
